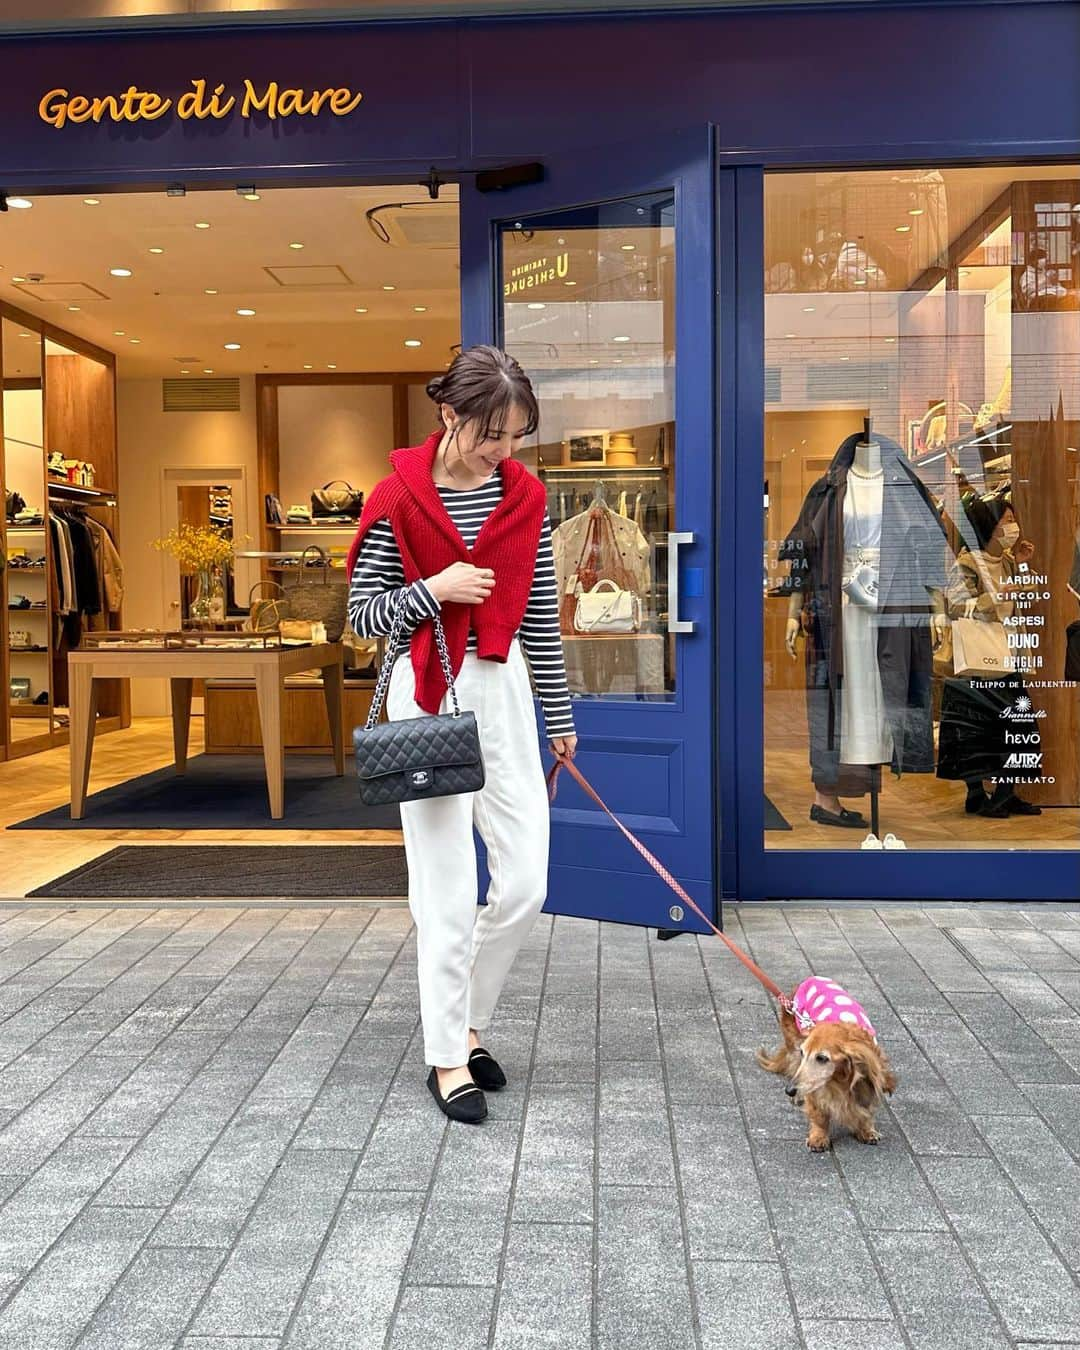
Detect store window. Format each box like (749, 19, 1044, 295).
(500, 193, 676, 702)
(763, 166, 1080, 852)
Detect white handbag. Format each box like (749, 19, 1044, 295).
(573, 578, 642, 634)
(951, 617, 1014, 678)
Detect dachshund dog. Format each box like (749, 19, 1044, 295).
(755, 978, 898, 1152)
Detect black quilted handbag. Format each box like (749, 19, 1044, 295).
(352, 593, 484, 806)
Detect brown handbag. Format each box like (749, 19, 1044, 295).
(282, 545, 348, 641)
(559, 507, 640, 635)
(246, 580, 291, 633)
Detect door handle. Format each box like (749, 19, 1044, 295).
(667, 531, 696, 634)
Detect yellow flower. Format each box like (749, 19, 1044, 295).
(152, 523, 236, 573)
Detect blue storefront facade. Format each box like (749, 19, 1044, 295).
(1, 2, 1077, 918)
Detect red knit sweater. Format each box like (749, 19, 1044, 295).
(346, 429, 547, 714)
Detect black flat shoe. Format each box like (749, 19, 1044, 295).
(965, 788, 990, 814)
(427, 1067, 487, 1124)
(468, 1047, 507, 1091)
(1005, 794, 1042, 816)
(809, 804, 868, 829)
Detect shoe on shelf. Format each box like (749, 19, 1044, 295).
(882, 833, 907, 850)
(810, 804, 868, 829)
(468, 1046, 507, 1091)
(860, 832, 884, 850)
(426, 1067, 487, 1124)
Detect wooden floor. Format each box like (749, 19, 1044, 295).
(766, 746, 1080, 850)
(0, 716, 403, 900)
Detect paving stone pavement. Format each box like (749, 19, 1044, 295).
(0, 899, 1079, 1349)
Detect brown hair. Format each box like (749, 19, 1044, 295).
(426, 344, 539, 439)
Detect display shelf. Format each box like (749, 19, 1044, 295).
(47, 478, 117, 502)
(267, 522, 357, 532)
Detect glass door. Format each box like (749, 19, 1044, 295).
(459, 127, 717, 930)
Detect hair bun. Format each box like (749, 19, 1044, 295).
(426, 375, 446, 402)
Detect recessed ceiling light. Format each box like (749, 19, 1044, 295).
(204, 289, 218, 296)
(148, 247, 165, 255)
(853, 278, 867, 285)
(289, 242, 304, 250)
(83, 198, 100, 206)
(564, 280, 577, 287)
(194, 222, 211, 230)
(129, 338, 141, 344)
(802, 306, 815, 312)
(784, 333, 796, 339)
(236, 308, 256, 317)
(413, 306, 427, 312)
(895, 225, 911, 233)
(382, 285, 396, 291)
(19, 331, 33, 338)
(589, 359, 599, 365)
(224, 343, 241, 351)
(527, 303, 545, 310)
(7, 197, 33, 210)
(181, 369, 190, 374)
(613, 335, 630, 343)
(884, 337, 896, 343)
(908, 208, 924, 216)
(612, 358, 622, 364)
(203, 368, 214, 374)
(959, 268, 971, 277)
(327, 363, 337, 369)
(110, 267, 133, 278)
(12, 276, 26, 283)
(244, 192, 260, 202)
(354, 307, 368, 314)
(68, 305, 81, 312)
(840, 355, 850, 361)
(621, 244, 635, 251)
(404, 339, 422, 348)
(113, 330, 125, 336)
(303, 364, 313, 370)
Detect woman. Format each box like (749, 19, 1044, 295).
(346, 345, 577, 1125)
(937, 494, 1041, 818)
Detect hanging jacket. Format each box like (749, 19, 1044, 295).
(551, 503, 651, 603)
(85, 517, 124, 613)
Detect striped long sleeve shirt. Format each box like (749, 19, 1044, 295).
(347, 476, 575, 738)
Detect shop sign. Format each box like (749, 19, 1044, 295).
(38, 78, 363, 130)
(503, 252, 570, 298)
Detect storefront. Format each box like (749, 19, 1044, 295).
(0, 2, 1077, 915)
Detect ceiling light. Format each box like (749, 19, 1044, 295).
(960, 268, 971, 277)
(236, 308, 256, 317)
(19, 331, 33, 338)
(895, 225, 911, 233)
(148, 247, 165, 255)
(129, 338, 141, 344)
(908, 208, 924, 216)
(114, 330, 125, 336)
(404, 339, 422, 348)
(12, 276, 26, 283)
(613, 335, 630, 343)
(885, 337, 896, 343)
(413, 306, 427, 313)
(853, 278, 867, 285)
(784, 333, 796, 339)
(7, 197, 33, 210)
(564, 280, 577, 286)
(203, 368, 214, 374)
(327, 363, 337, 369)
(195, 222, 211, 230)
(382, 284, 396, 291)
(204, 289, 218, 296)
(83, 198, 101, 206)
(303, 364, 313, 370)
(803, 306, 815, 312)
(289, 242, 304, 250)
(224, 343, 241, 351)
(110, 267, 132, 277)
(527, 303, 545, 310)
(621, 244, 635, 251)
(840, 355, 850, 361)
(244, 193, 261, 203)
(68, 305, 80, 312)
(589, 359, 599, 365)
(354, 307, 368, 314)
(181, 369, 190, 374)
(612, 358, 623, 364)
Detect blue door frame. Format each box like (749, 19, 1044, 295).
(459, 126, 719, 932)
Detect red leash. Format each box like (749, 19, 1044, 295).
(547, 754, 793, 1012)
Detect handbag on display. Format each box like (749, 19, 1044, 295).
(559, 506, 641, 635)
(311, 480, 364, 518)
(246, 580, 291, 633)
(5, 489, 26, 522)
(286, 504, 313, 524)
(573, 578, 643, 634)
(353, 593, 484, 807)
(842, 562, 880, 609)
(282, 545, 348, 641)
(951, 617, 1015, 678)
(279, 618, 327, 645)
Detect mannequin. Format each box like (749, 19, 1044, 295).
(781, 429, 948, 829)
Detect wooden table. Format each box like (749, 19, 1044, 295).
(68, 642, 345, 820)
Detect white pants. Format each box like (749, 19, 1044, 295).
(387, 641, 551, 1068)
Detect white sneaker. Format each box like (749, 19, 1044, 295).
(882, 833, 907, 849)
(860, 832, 884, 850)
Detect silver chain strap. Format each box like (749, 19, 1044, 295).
(364, 588, 461, 731)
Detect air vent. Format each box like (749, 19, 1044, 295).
(366, 201, 459, 249)
(162, 378, 241, 413)
(264, 264, 353, 288)
(15, 281, 110, 303)
(765, 367, 782, 403)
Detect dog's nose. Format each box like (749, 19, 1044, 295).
(785, 1085, 798, 1099)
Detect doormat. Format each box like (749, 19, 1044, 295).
(28, 845, 409, 898)
(8, 754, 400, 832)
(764, 795, 792, 831)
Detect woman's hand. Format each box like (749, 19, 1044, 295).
(1013, 539, 1036, 565)
(426, 562, 496, 606)
(550, 735, 578, 760)
(785, 617, 801, 660)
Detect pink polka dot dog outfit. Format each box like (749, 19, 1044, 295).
(790, 977, 877, 1042)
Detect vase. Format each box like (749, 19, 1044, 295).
(208, 567, 226, 623)
(191, 569, 213, 622)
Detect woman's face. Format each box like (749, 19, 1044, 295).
(992, 507, 1017, 539)
(442, 403, 531, 476)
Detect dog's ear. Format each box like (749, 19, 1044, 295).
(778, 1001, 801, 1050)
(847, 1038, 891, 1104)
